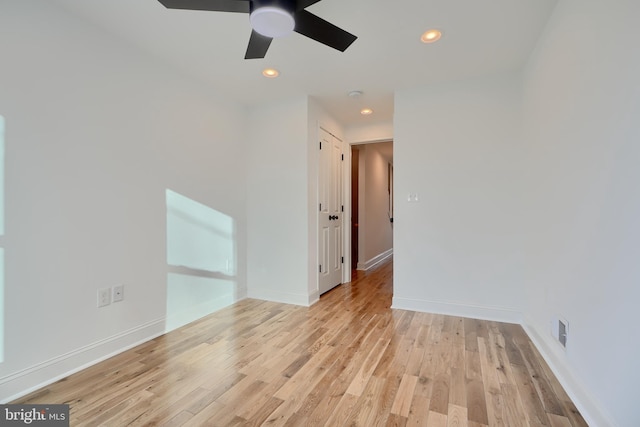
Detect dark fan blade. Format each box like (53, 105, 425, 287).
(245, 30, 273, 59)
(295, 0, 322, 10)
(293, 9, 357, 52)
(157, 0, 249, 13)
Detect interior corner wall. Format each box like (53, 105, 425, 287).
(520, 1, 640, 425)
(246, 97, 311, 305)
(392, 73, 524, 323)
(0, 1, 247, 401)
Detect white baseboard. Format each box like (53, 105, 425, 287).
(391, 296, 522, 324)
(522, 320, 616, 427)
(308, 290, 320, 306)
(0, 318, 165, 403)
(357, 248, 393, 271)
(247, 288, 312, 307)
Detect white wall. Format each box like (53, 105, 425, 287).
(521, 1, 640, 425)
(357, 143, 393, 269)
(246, 98, 310, 305)
(246, 97, 344, 305)
(345, 121, 394, 144)
(393, 74, 524, 322)
(0, 1, 247, 401)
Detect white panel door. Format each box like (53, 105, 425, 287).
(318, 128, 343, 294)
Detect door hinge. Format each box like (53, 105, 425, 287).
(341, 153, 344, 161)
(319, 264, 322, 273)
(319, 203, 322, 211)
(341, 256, 344, 264)
(319, 141, 322, 150)
(341, 205, 344, 212)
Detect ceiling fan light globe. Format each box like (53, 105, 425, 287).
(250, 7, 295, 38)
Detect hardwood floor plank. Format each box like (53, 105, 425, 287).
(303, 359, 359, 423)
(419, 346, 437, 380)
(501, 383, 530, 427)
(547, 413, 573, 427)
(391, 374, 419, 417)
(346, 337, 392, 396)
(343, 376, 388, 426)
(76, 389, 154, 427)
(429, 373, 450, 415)
(465, 379, 489, 425)
(128, 386, 215, 426)
(488, 330, 517, 386)
(449, 367, 467, 407)
(365, 376, 398, 427)
(415, 324, 431, 350)
(428, 315, 445, 345)
(512, 363, 551, 426)
(451, 342, 466, 371)
(387, 413, 409, 427)
(428, 410, 449, 427)
(518, 342, 565, 417)
(406, 344, 427, 377)
(414, 374, 434, 399)
(405, 312, 426, 343)
(321, 392, 359, 427)
(448, 403, 469, 427)
(407, 395, 430, 427)
(246, 397, 285, 426)
(500, 323, 528, 367)
(477, 337, 500, 394)
(13, 260, 587, 427)
(478, 335, 506, 427)
(560, 400, 589, 427)
(464, 349, 489, 424)
(161, 410, 194, 426)
(484, 389, 507, 427)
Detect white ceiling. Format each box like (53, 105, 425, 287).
(52, 0, 558, 126)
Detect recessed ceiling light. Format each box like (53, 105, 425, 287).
(262, 68, 279, 78)
(421, 29, 442, 43)
(360, 108, 373, 115)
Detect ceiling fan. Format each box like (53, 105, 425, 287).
(157, 0, 357, 59)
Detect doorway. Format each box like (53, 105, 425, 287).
(350, 141, 394, 274)
(351, 146, 359, 272)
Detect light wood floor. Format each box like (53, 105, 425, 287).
(16, 260, 588, 426)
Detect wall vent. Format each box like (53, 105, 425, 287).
(551, 315, 569, 349)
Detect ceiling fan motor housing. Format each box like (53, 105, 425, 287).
(250, 0, 297, 38)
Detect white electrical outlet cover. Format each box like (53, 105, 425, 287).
(97, 288, 111, 307)
(113, 285, 124, 302)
